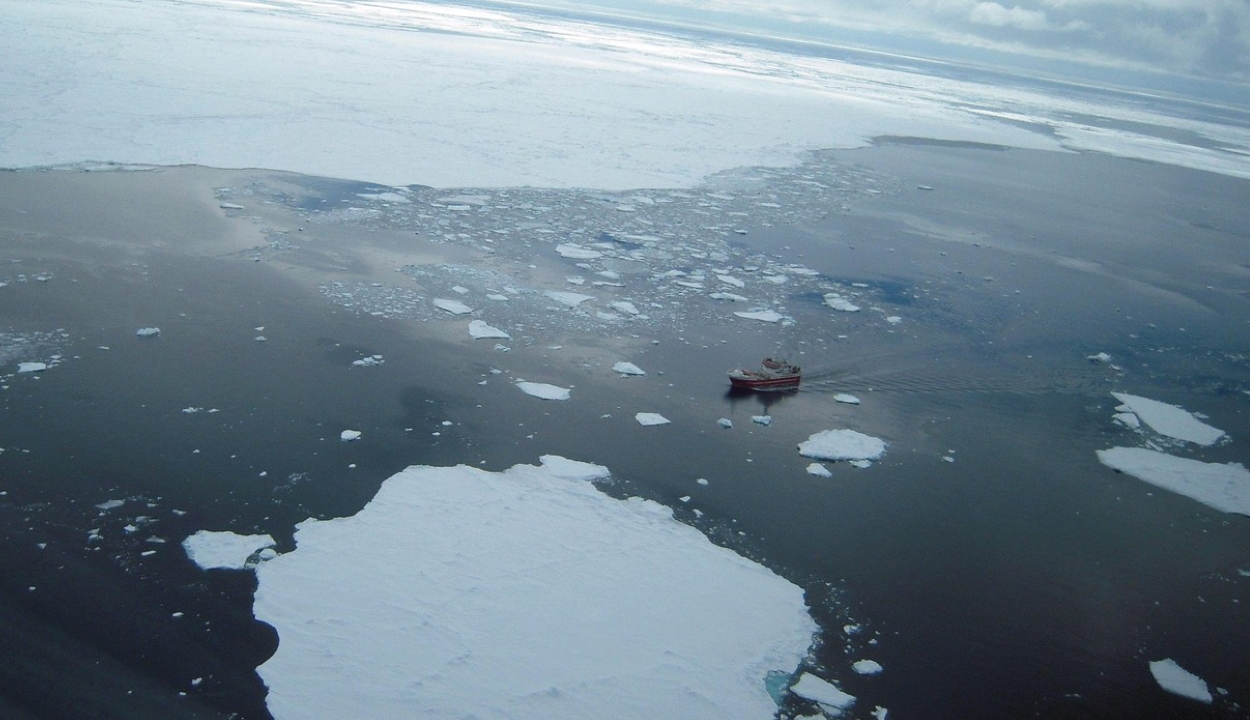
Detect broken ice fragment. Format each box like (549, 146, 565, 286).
(516, 381, 571, 400)
(613, 362, 645, 376)
(433, 298, 473, 315)
(340, 430, 362, 441)
(1149, 659, 1212, 703)
(635, 412, 670, 426)
(136, 327, 161, 337)
(468, 320, 510, 340)
(17, 362, 47, 373)
(799, 429, 887, 462)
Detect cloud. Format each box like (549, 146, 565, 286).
(968, 2, 1053, 30)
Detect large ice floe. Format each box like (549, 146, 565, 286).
(1149, 659, 1213, 703)
(1098, 392, 1248, 516)
(798, 430, 887, 463)
(246, 457, 816, 720)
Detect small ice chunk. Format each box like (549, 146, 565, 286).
(610, 301, 640, 316)
(790, 673, 855, 710)
(468, 320, 510, 340)
(17, 362, 47, 373)
(885, 316, 902, 324)
(1110, 392, 1225, 445)
(136, 327, 161, 337)
(853, 659, 883, 675)
(709, 292, 748, 302)
(1087, 352, 1112, 363)
(340, 430, 362, 441)
(635, 412, 670, 426)
(219, 202, 245, 210)
(181, 407, 202, 414)
(734, 309, 784, 323)
(1096, 447, 1250, 516)
(96, 499, 125, 511)
(751, 415, 772, 426)
(433, 298, 473, 315)
(717, 274, 745, 288)
(352, 355, 384, 367)
(1149, 659, 1212, 703)
(613, 362, 645, 376)
(717, 418, 733, 429)
(799, 429, 887, 462)
(806, 463, 832, 477)
(182, 530, 275, 570)
(516, 381, 571, 400)
(696, 478, 709, 485)
(834, 394, 861, 405)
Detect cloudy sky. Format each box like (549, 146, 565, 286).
(525, 0, 1250, 83)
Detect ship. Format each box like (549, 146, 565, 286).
(727, 357, 801, 391)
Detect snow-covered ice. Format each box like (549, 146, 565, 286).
(468, 320, 510, 340)
(136, 327, 160, 337)
(183, 530, 276, 571)
(252, 457, 816, 720)
(612, 361, 645, 376)
(516, 381, 571, 400)
(1096, 447, 1250, 516)
(799, 430, 887, 462)
(555, 243, 602, 260)
(17, 362, 47, 373)
(340, 430, 362, 441)
(1149, 659, 1212, 703)
(824, 295, 861, 312)
(1110, 392, 1225, 446)
(790, 673, 856, 711)
(635, 412, 670, 426)
(834, 394, 861, 405)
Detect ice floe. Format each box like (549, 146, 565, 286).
(555, 243, 603, 260)
(251, 457, 815, 720)
(544, 290, 594, 308)
(1110, 392, 1225, 446)
(853, 659, 884, 675)
(340, 430, 362, 441)
(136, 327, 160, 337)
(1096, 447, 1250, 516)
(635, 412, 670, 426)
(352, 355, 384, 367)
(612, 361, 645, 376)
(806, 463, 832, 478)
(17, 362, 47, 373)
(182, 530, 276, 571)
(516, 381, 571, 400)
(824, 294, 861, 312)
(433, 298, 473, 315)
(1149, 659, 1212, 703)
(790, 673, 856, 712)
(834, 394, 861, 405)
(734, 309, 785, 323)
(468, 319, 510, 339)
(799, 430, 887, 462)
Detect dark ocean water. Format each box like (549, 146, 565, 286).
(1, 143, 1247, 719)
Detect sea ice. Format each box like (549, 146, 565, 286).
(710, 292, 749, 302)
(612, 361, 645, 376)
(799, 430, 887, 462)
(806, 463, 832, 478)
(468, 320, 510, 339)
(136, 327, 160, 337)
(252, 456, 815, 720)
(182, 530, 275, 570)
(433, 298, 473, 315)
(752, 415, 772, 426)
(610, 301, 640, 315)
(1096, 447, 1250, 516)
(17, 362, 47, 373)
(352, 355, 384, 367)
(340, 430, 362, 441)
(516, 381, 571, 400)
(1149, 659, 1212, 703)
(635, 412, 670, 426)
(834, 394, 861, 405)
(790, 673, 856, 711)
(1110, 392, 1225, 445)
(734, 309, 785, 323)
(717, 418, 733, 429)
